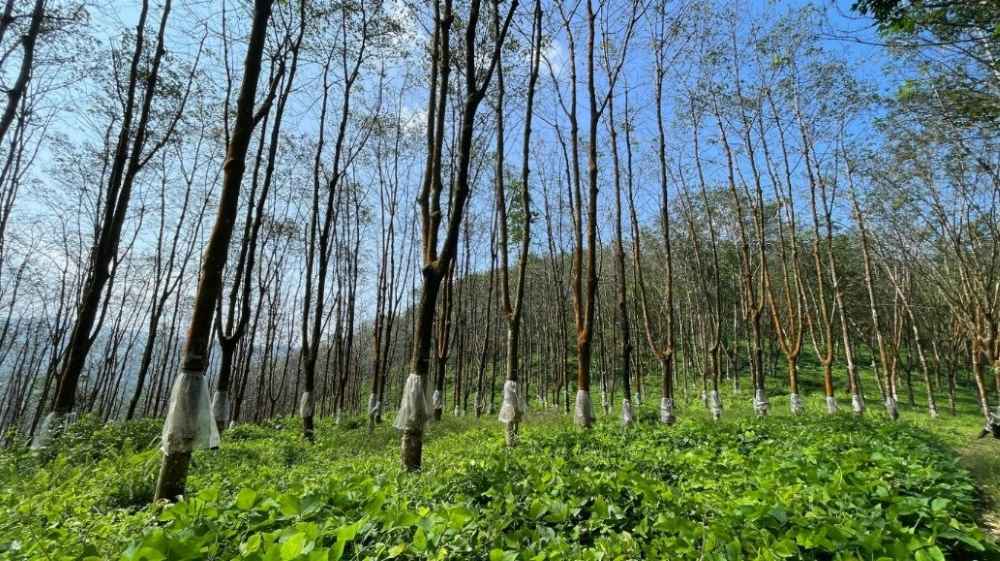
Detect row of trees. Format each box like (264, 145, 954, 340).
(0, 0, 996, 499)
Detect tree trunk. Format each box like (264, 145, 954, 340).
(154, 0, 274, 502)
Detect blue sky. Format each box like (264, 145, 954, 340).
(13, 0, 907, 321)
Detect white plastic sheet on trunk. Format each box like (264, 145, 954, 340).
(753, 389, 769, 416)
(367, 393, 380, 416)
(211, 390, 230, 426)
(394, 373, 429, 432)
(986, 408, 1000, 437)
(622, 399, 634, 426)
(884, 396, 898, 417)
(659, 397, 675, 424)
(299, 391, 315, 418)
(825, 395, 838, 414)
(161, 370, 220, 455)
(432, 389, 442, 411)
(498, 380, 523, 425)
(851, 393, 865, 414)
(30, 412, 63, 450)
(424, 381, 434, 413)
(574, 390, 593, 426)
(790, 393, 804, 415)
(709, 390, 722, 420)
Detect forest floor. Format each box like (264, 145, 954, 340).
(963, 439, 1000, 537)
(915, 405, 1000, 538)
(1, 363, 999, 560)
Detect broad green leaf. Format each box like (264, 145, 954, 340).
(279, 495, 301, 517)
(236, 488, 257, 511)
(930, 498, 950, 513)
(281, 533, 306, 561)
(336, 520, 362, 543)
(242, 534, 263, 555)
(447, 506, 474, 529)
(412, 528, 427, 552)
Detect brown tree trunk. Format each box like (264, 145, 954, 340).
(154, 0, 274, 502)
(0, 0, 44, 148)
(398, 0, 516, 470)
(606, 88, 633, 427)
(40, 0, 176, 445)
(496, 0, 540, 446)
(849, 180, 898, 420)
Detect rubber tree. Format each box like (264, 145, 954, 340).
(568, 0, 640, 428)
(0, 0, 45, 148)
(848, 173, 899, 420)
(685, 98, 724, 420)
(213, 6, 303, 433)
(397, 0, 516, 470)
(36, 0, 180, 447)
(760, 91, 807, 416)
(881, 263, 939, 418)
(431, 259, 455, 421)
(605, 84, 634, 427)
(690, 20, 768, 417)
(474, 217, 498, 418)
(496, 0, 541, 446)
(300, 0, 374, 441)
(629, 0, 681, 425)
(154, 0, 276, 502)
(789, 88, 841, 416)
(368, 79, 407, 431)
(729, 32, 804, 416)
(125, 145, 210, 420)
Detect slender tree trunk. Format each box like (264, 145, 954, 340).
(41, 0, 175, 444)
(154, 0, 274, 501)
(0, 0, 45, 149)
(399, 0, 516, 469)
(849, 182, 898, 420)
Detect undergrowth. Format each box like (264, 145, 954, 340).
(1, 394, 998, 560)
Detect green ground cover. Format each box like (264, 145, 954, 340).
(2, 367, 999, 560)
